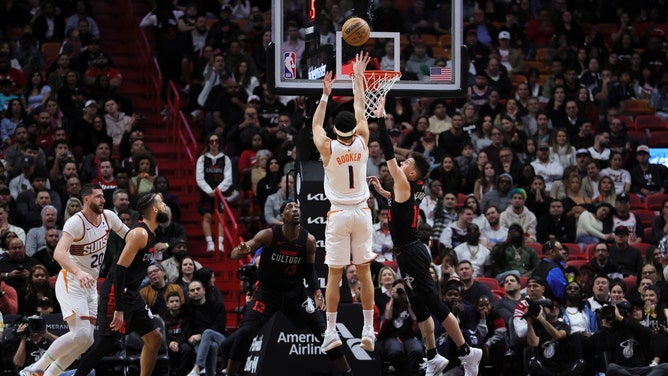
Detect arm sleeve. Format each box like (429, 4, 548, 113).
(375, 117, 396, 161)
(114, 265, 127, 311)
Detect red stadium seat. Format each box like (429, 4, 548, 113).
(623, 275, 637, 289)
(565, 260, 588, 270)
(644, 227, 654, 243)
(633, 209, 656, 228)
(618, 115, 635, 129)
(527, 242, 543, 256)
(562, 243, 586, 260)
(633, 242, 654, 257)
(646, 194, 668, 211)
(475, 277, 500, 291)
(647, 131, 668, 147)
(520, 276, 529, 288)
(628, 194, 645, 210)
(635, 115, 665, 132)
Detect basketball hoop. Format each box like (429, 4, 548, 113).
(351, 70, 401, 119)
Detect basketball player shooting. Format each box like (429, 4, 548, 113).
(368, 100, 483, 376)
(20, 184, 130, 376)
(312, 52, 377, 353)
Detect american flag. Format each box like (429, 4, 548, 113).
(430, 67, 452, 81)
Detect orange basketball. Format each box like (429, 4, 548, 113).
(342, 17, 370, 47)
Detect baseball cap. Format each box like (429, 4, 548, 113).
(422, 131, 435, 141)
(498, 31, 511, 40)
(413, 38, 426, 46)
(221, 4, 232, 12)
(636, 145, 650, 153)
(389, 128, 402, 136)
(173, 237, 188, 247)
(247, 95, 261, 103)
(614, 225, 630, 235)
(22, 155, 35, 169)
(527, 275, 547, 287)
(85, 99, 98, 108)
(498, 173, 513, 185)
(616, 193, 630, 202)
(38, 296, 53, 307)
(0, 185, 9, 194)
(576, 148, 590, 156)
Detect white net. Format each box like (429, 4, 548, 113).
(351, 71, 401, 119)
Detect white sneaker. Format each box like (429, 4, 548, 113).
(206, 242, 215, 252)
(359, 324, 376, 351)
(459, 347, 483, 376)
(19, 366, 44, 376)
(320, 329, 342, 352)
(218, 242, 225, 253)
(421, 354, 449, 376)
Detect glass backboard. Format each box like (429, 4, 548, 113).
(269, 0, 467, 97)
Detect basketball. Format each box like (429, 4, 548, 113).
(342, 17, 370, 47)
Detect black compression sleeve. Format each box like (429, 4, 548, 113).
(376, 116, 396, 161)
(305, 263, 319, 292)
(114, 265, 127, 311)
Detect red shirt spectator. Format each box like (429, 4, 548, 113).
(526, 9, 554, 47)
(83, 53, 123, 89)
(0, 53, 26, 94)
(0, 280, 18, 314)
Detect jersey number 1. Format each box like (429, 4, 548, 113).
(348, 166, 355, 189)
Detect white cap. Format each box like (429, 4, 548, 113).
(498, 31, 511, 40)
(247, 95, 261, 103)
(85, 100, 98, 108)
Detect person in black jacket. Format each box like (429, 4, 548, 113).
(162, 291, 194, 376)
(592, 304, 668, 375)
(631, 145, 668, 196)
(184, 279, 227, 376)
(536, 199, 577, 244)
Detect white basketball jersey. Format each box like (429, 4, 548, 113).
(324, 136, 369, 205)
(62, 209, 127, 279)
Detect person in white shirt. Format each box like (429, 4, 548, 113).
(454, 224, 490, 278)
(587, 132, 611, 166)
(372, 208, 393, 261)
(530, 141, 564, 192)
(600, 151, 631, 195)
(499, 188, 537, 243)
(481, 205, 508, 249)
(420, 180, 442, 227)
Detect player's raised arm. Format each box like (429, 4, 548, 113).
(352, 52, 371, 143)
(373, 96, 411, 202)
(312, 71, 334, 159)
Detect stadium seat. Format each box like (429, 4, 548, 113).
(584, 243, 597, 260)
(617, 115, 634, 129)
(475, 277, 500, 291)
(628, 193, 645, 210)
(565, 259, 588, 270)
(644, 227, 654, 243)
(634, 115, 665, 132)
(623, 99, 655, 116)
(41, 42, 61, 67)
(527, 242, 543, 256)
(647, 131, 668, 147)
(633, 242, 654, 257)
(562, 243, 587, 260)
(535, 47, 550, 63)
(623, 275, 637, 289)
(525, 60, 548, 74)
(632, 209, 656, 228)
(626, 131, 647, 145)
(646, 194, 668, 211)
(520, 276, 529, 288)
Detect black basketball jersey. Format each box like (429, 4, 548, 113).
(124, 221, 156, 290)
(388, 181, 425, 247)
(257, 225, 309, 291)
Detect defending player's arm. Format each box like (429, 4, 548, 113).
(374, 97, 411, 203)
(312, 71, 333, 159)
(305, 234, 324, 310)
(109, 227, 148, 331)
(107, 210, 130, 238)
(352, 52, 371, 143)
(53, 224, 95, 289)
(230, 228, 272, 260)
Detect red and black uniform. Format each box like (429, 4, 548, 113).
(73, 222, 157, 376)
(227, 225, 345, 363)
(389, 182, 451, 323)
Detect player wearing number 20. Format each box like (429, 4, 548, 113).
(20, 184, 129, 376)
(312, 53, 377, 353)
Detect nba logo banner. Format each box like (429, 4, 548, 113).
(284, 52, 297, 79)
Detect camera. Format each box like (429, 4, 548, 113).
(237, 264, 257, 294)
(523, 298, 553, 319)
(598, 301, 631, 321)
(15, 315, 46, 336)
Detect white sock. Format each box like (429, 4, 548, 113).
(326, 312, 337, 331)
(363, 310, 374, 328)
(205, 236, 213, 243)
(218, 236, 224, 249)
